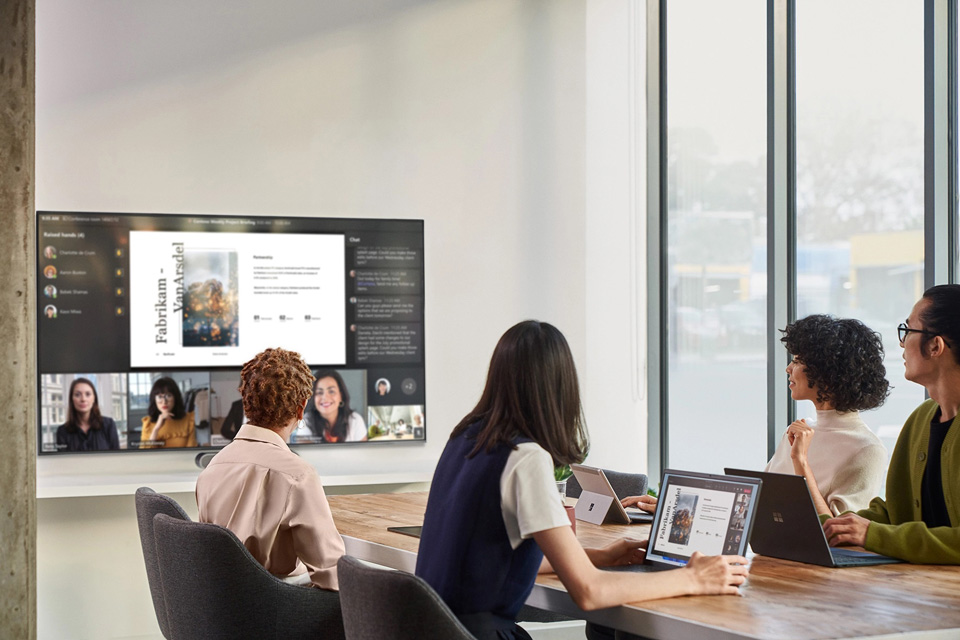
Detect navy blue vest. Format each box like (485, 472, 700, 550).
(415, 423, 543, 620)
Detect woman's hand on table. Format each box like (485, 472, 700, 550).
(684, 551, 750, 596)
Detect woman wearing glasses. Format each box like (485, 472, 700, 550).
(823, 285, 960, 564)
(140, 377, 197, 448)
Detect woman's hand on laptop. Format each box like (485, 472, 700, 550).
(822, 512, 870, 547)
(590, 537, 649, 568)
(683, 551, 749, 595)
(620, 495, 658, 513)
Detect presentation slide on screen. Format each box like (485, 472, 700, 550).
(129, 231, 346, 367)
(651, 483, 737, 558)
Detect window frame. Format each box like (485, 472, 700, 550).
(647, 0, 958, 475)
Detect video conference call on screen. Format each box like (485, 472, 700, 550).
(36, 212, 426, 454)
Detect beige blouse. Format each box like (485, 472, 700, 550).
(195, 424, 344, 590)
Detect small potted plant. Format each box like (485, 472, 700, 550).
(554, 464, 572, 496)
(555, 465, 576, 530)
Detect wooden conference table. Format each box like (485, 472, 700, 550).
(328, 492, 960, 640)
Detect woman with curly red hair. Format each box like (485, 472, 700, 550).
(196, 347, 345, 590)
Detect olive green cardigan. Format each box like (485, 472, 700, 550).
(846, 399, 960, 564)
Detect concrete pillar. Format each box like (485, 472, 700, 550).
(0, 1, 37, 638)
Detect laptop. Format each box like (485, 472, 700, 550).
(724, 468, 902, 568)
(604, 469, 762, 572)
(570, 464, 653, 524)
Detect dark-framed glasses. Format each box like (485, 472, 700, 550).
(897, 322, 938, 343)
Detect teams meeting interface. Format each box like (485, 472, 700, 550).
(650, 476, 756, 563)
(37, 212, 426, 453)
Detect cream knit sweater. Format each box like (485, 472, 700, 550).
(765, 410, 887, 515)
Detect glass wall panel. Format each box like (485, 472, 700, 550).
(666, 0, 767, 473)
(796, 2, 924, 462)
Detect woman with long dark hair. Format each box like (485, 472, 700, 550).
(56, 377, 120, 451)
(302, 370, 367, 442)
(140, 377, 197, 448)
(415, 321, 748, 640)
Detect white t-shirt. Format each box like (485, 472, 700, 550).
(499, 442, 572, 549)
(344, 411, 367, 441)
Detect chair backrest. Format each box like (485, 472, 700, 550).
(337, 555, 475, 640)
(566, 469, 648, 501)
(152, 513, 344, 640)
(134, 487, 191, 638)
(604, 469, 649, 500)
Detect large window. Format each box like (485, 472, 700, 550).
(795, 1, 925, 456)
(665, 0, 767, 473)
(656, 0, 950, 475)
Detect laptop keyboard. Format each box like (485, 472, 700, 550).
(603, 563, 672, 573)
(830, 548, 900, 566)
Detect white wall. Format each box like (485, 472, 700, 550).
(582, 0, 648, 473)
(37, 0, 587, 482)
(35, 1, 646, 638)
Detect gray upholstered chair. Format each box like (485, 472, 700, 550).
(337, 555, 475, 640)
(152, 513, 345, 640)
(135, 486, 192, 639)
(566, 469, 649, 501)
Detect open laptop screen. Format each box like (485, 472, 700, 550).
(645, 470, 761, 568)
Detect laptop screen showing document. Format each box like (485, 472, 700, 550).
(643, 470, 762, 569)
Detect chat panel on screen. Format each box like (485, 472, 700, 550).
(353, 269, 422, 295)
(129, 231, 346, 367)
(354, 323, 422, 364)
(354, 246, 421, 268)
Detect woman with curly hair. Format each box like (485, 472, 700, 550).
(196, 347, 345, 590)
(765, 314, 890, 515)
(622, 314, 890, 518)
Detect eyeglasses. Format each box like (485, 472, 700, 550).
(155, 393, 175, 401)
(898, 322, 939, 344)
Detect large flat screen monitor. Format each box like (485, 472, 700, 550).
(37, 211, 425, 454)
